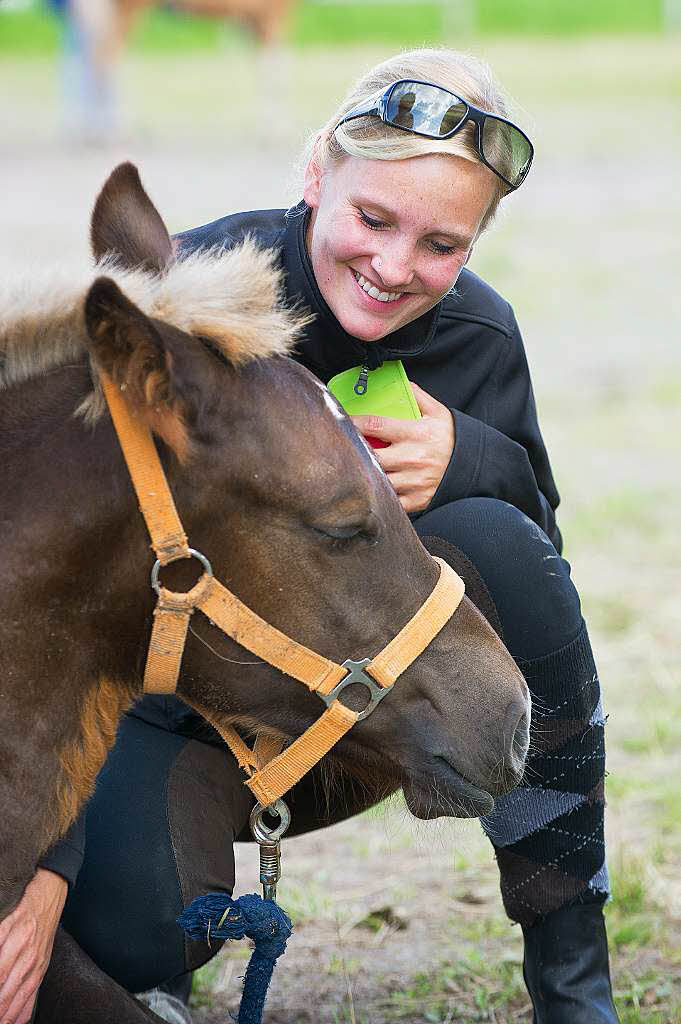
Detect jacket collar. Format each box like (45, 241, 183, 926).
(281, 202, 441, 381)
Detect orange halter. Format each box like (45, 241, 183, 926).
(99, 371, 465, 810)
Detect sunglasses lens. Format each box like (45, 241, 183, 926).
(386, 82, 467, 138)
(481, 116, 533, 186)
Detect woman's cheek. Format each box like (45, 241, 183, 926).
(433, 255, 467, 296)
(332, 225, 366, 265)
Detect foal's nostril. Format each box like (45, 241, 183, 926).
(511, 709, 530, 762)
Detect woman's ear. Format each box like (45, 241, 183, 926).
(303, 136, 325, 209)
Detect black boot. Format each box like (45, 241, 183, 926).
(522, 901, 620, 1023)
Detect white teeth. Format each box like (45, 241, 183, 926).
(354, 271, 402, 303)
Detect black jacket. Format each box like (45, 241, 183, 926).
(175, 203, 561, 550)
(40, 202, 561, 887)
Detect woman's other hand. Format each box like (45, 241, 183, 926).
(351, 382, 455, 514)
(0, 869, 67, 1024)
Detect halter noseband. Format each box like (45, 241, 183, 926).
(99, 371, 465, 808)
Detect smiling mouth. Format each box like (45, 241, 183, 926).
(351, 269, 406, 304)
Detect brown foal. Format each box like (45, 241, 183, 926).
(0, 163, 529, 1021)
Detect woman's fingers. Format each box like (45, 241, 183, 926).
(2, 971, 40, 1024)
(351, 382, 454, 512)
(350, 413, 417, 445)
(0, 916, 37, 1016)
(0, 871, 67, 1024)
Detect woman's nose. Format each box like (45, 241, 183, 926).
(370, 250, 415, 289)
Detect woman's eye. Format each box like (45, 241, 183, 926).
(428, 239, 460, 256)
(359, 209, 386, 230)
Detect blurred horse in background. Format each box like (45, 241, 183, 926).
(51, 0, 297, 142)
(117, 0, 295, 45)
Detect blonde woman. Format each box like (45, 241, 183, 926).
(3, 49, 618, 1024)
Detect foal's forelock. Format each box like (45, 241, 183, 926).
(0, 241, 309, 395)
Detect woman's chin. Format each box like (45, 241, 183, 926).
(336, 309, 405, 344)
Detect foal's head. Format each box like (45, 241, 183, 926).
(83, 163, 529, 819)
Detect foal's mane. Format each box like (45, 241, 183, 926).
(0, 240, 309, 394)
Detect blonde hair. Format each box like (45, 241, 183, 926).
(306, 48, 522, 231)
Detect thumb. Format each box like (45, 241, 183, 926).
(410, 381, 446, 417)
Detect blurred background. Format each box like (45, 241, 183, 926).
(1, 1, 679, 1021)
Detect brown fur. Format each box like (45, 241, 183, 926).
(49, 678, 136, 849)
(0, 242, 310, 396)
(90, 163, 173, 272)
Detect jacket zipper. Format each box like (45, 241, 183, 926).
(354, 364, 370, 396)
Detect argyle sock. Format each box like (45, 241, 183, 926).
(481, 623, 608, 928)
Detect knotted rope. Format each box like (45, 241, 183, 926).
(178, 893, 292, 1024)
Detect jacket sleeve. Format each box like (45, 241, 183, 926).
(428, 312, 562, 552)
(37, 808, 86, 889)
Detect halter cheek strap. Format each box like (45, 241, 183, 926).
(99, 371, 465, 807)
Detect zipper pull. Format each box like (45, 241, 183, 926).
(354, 364, 370, 396)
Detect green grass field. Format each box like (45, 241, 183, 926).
(0, 26, 679, 1024)
(0, 0, 672, 55)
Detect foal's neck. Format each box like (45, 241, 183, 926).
(0, 364, 149, 916)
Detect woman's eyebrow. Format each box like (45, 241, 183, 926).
(430, 230, 474, 248)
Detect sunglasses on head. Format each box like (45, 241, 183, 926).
(335, 79, 534, 192)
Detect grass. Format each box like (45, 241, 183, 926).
(385, 955, 528, 1021)
(0, 0, 670, 56)
(653, 786, 681, 840)
(291, 2, 445, 46)
(476, 0, 662, 34)
(564, 488, 664, 545)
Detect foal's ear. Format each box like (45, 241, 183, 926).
(84, 276, 191, 461)
(91, 162, 174, 273)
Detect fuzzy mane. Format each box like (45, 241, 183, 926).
(0, 239, 311, 393)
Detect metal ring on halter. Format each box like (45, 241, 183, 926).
(317, 658, 391, 721)
(150, 548, 213, 596)
(250, 798, 291, 844)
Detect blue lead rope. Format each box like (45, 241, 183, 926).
(178, 893, 292, 1024)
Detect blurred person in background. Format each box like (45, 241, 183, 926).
(0, 47, 619, 1024)
(46, 0, 297, 144)
(48, 0, 119, 143)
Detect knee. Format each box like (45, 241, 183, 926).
(416, 498, 582, 660)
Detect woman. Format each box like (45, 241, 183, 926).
(0, 48, 618, 1024)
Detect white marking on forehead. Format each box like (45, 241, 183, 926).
(359, 433, 385, 475)
(314, 379, 346, 422)
(313, 380, 385, 476)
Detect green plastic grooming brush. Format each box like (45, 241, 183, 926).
(327, 360, 421, 448)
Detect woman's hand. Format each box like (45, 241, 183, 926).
(351, 382, 455, 515)
(0, 869, 67, 1024)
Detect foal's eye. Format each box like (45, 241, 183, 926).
(311, 514, 379, 546)
(316, 524, 363, 542)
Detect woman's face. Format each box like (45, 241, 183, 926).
(304, 152, 498, 343)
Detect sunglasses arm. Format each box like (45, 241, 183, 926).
(336, 100, 380, 129)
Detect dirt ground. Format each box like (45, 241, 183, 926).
(1, 34, 679, 1024)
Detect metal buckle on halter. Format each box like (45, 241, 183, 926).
(317, 658, 391, 721)
(150, 547, 213, 595)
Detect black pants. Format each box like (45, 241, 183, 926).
(62, 498, 607, 990)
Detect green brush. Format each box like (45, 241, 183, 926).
(327, 360, 420, 448)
